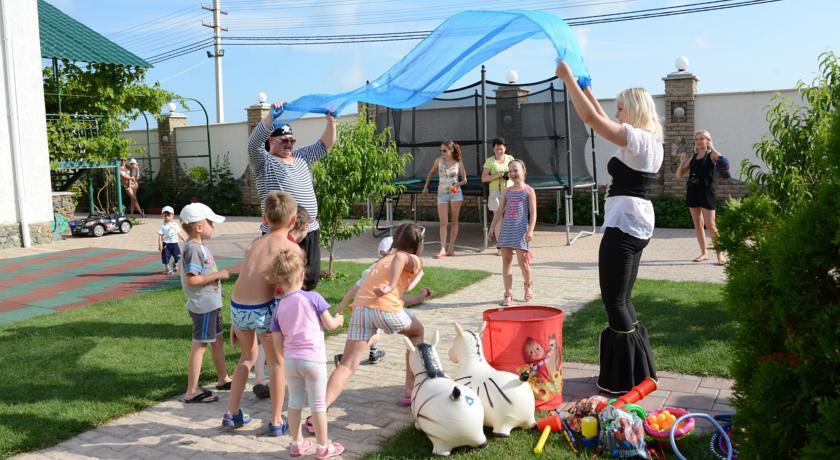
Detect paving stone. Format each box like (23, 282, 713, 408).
(11, 221, 734, 459)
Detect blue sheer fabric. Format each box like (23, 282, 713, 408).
(276, 9, 589, 124)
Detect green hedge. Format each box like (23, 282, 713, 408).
(717, 52, 840, 458)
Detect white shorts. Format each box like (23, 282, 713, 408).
(488, 191, 502, 212)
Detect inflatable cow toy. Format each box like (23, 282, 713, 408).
(403, 330, 487, 456)
(449, 322, 537, 437)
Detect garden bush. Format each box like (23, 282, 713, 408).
(716, 51, 840, 458)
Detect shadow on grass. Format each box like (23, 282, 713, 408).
(562, 280, 733, 377)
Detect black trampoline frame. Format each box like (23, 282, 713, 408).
(371, 66, 600, 248)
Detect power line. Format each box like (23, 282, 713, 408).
(145, 0, 780, 63)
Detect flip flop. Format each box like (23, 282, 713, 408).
(399, 395, 412, 406)
(216, 381, 232, 391)
(252, 383, 270, 399)
(183, 390, 218, 404)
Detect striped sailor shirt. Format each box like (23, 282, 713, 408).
(248, 122, 328, 234)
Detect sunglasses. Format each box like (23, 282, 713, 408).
(272, 137, 296, 145)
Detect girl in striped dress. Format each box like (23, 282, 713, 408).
(488, 160, 537, 306)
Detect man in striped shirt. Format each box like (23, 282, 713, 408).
(248, 102, 336, 291)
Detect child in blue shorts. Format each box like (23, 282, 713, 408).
(158, 206, 184, 274)
(179, 203, 231, 403)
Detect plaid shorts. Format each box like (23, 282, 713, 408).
(347, 306, 413, 342)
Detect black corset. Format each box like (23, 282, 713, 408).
(607, 157, 658, 200)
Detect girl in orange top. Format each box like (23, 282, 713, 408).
(326, 223, 427, 406)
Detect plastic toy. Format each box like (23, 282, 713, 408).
(70, 212, 131, 237)
(448, 323, 536, 437)
(708, 414, 737, 459)
(644, 407, 695, 440)
(533, 425, 551, 455)
(599, 405, 647, 458)
(403, 331, 487, 456)
(670, 412, 733, 460)
(581, 415, 598, 447)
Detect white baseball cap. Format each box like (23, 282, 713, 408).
(378, 236, 394, 256)
(128, 158, 138, 165)
(161, 206, 175, 215)
(180, 203, 225, 224)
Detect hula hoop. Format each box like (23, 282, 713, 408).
(670, 413, 732, 460)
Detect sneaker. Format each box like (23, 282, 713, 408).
(252, 383, 270, 400)
(368, 349, 385, 364)
(315, 441, 345, 459)
(222, 409, 251, 428)
(267, 417, 289, 437)
(163, 268, 173, 275)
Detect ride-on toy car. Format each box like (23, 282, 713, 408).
(70, 212, 132, 237)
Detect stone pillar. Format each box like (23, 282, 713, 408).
(238, 102, 270, 213)
(662, 70, 698, 197)
(494, 85, 529, 164)
(156, 112, 188, 184)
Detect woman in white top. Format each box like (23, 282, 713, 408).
(556, 60, 661, 394)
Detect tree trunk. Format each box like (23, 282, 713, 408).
(327, 231, 336, 277)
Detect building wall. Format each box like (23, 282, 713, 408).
(122, 114, 355, 179)
(0, 0, 53, 247)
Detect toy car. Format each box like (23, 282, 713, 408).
(70, 212, 132, 237)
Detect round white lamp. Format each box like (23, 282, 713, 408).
(257, 91, 267, 103)
(166, 102, 177, 113)
(673, 106, 686, 118)
(506, 70, 519, 84)
(675, 56, 689, 72)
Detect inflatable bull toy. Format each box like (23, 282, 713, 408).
(449, 322, 537, 437)
(403, 330, 487, 456)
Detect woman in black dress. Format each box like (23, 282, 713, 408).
(556, 60, 660, 394)
(676, 130, 726, 265)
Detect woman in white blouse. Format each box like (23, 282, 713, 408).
(556, 61, 661, 394)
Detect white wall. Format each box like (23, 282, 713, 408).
(121, 114, 354, 178)
(583, 90, 797, 186)
(0, 0, 53, 224)
(695, 89, 799, 177)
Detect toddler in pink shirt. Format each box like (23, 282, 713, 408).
(270, 247, 344, 459)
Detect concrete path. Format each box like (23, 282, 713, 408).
(8, 218, 731, 459)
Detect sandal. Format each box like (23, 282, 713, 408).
(183, 389, 218, 404)
(252, 383, 270, 399)
(315, 441, 345, 459)
(304, 416, 316, 434)
(399, 395, 412, 406)
(215, 381, 231, 391)
(433, 252, 446, 259)
(524, 281, 534, 301)
(501, 291, 513, 307)
(289, 438, 314, 457)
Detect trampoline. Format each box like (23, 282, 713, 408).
(370, 67, 599, 248)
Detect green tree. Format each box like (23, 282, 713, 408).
(43, 61, 180, 163)
(717, 51, 840, 458)
(312, 110, 410, 277)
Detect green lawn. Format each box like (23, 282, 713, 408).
(563, 279, 733, 378)
(0, 261, 489, 458)
(366, 279, 734, 459)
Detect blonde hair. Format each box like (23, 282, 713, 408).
(509, 159, 527, 176)
(269, 247, 306, 290)
(694, 130, 712, 142)
(292, 205, 310, 235)
(264, 191, 297, 228)
(617, 87, 663, 143)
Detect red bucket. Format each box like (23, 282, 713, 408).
(482, 306, 564, 411)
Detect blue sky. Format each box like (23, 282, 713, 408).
(47, 0, 839, 128)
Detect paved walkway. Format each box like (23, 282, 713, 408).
(9, 218, 731, 459)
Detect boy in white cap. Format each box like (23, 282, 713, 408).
(179, 203, 232, 403)
(158, 206, 184, 274)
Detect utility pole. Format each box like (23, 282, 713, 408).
(202, 0, 227, 123)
